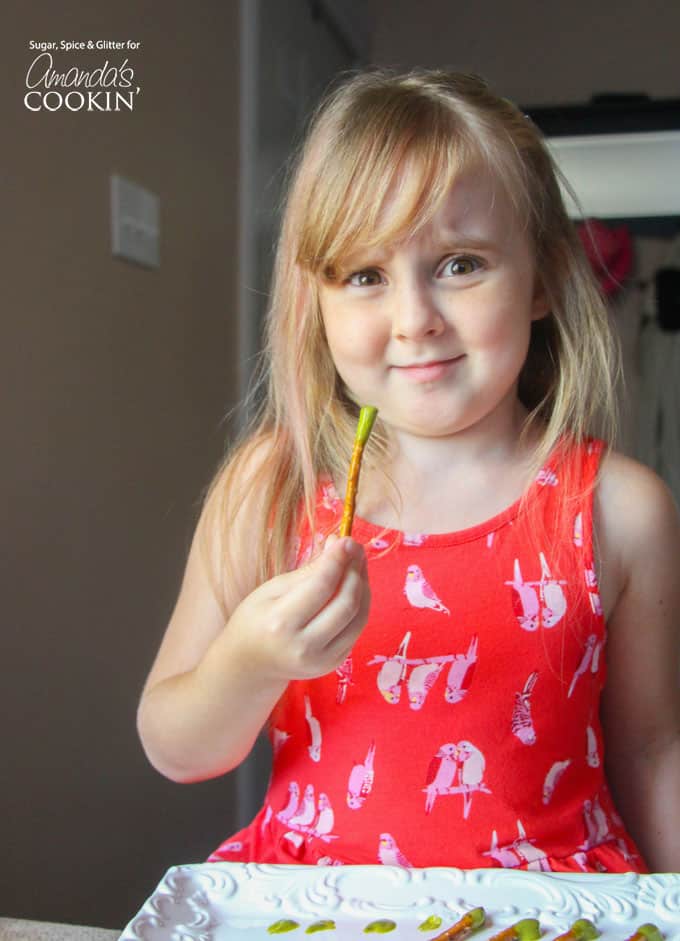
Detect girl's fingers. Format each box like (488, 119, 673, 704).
(271, 537, 365, 631)
(302, 554, 370, 652)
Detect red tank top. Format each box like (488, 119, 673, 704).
(209, 438, 647, 873)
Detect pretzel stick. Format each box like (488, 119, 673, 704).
(430, 907, 485, 941)
(339, 406, 378, 537)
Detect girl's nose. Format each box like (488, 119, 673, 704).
(391, 278, 446, 341)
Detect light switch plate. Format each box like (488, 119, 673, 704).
(110, 173, 160, 268)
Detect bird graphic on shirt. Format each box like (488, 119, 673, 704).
(407, 660, 445, 710)
(377, 832, 412, 867)
(403, 565, 450, 615)
(370, 632, 411, 704)
(538, 552, 567, 627)
(309, 793, 337, 841)
(289, 783, 316, 828)
(347, 741, 376, 809)
(445, 635, 479, 703)
(335, 655, 353, 704)
(567, 634, 598, 698)
(506, 559, 539, 631)
(511, 671, 538, 745)
(586, 725, 600, 768)
(455, 740, 488, 820)
(276, 781, 300, 824)
(271, 727, 291, 758)
(573, 512, 583, 547)
(304, 695, 322, 761)
(542, 759, 571, 805)
(423, 742, 459, 814)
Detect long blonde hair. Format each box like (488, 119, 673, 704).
(201, 68, 620, 616)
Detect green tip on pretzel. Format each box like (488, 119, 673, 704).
(570, 919, 600, 940)
(514, 918, 541, 941)
(468, 908, 486, 930)
(634, 925, 663, 941)
(356, 406, 378, 445)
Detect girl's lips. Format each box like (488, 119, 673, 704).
(393, 356, 464, 382)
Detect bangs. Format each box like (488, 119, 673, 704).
(295, 96, 485, 281)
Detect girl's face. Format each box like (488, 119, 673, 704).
(318, 168, 549, 445)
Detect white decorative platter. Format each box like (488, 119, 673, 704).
(120, 864, 680, 940)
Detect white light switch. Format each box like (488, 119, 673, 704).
(110, 173, 160, 268)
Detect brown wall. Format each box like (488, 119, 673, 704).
(3, 0, 241, 929)
(371, 0, 680, 105)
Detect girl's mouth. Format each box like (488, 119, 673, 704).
(393, 356, 464, 383)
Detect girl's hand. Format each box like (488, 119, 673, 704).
(225, 535, 370, 683)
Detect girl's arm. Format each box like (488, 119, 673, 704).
(597, 452, 680, 872)
(137, 442, 370, 783)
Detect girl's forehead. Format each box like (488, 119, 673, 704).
(337, 168, 518, 264)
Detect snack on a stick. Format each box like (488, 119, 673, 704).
(430, 907, 485, 941)
(624, 925, 664, 941)
(339, 406, 378, 538)
(554, 918, 600, 940)
(488, 918, 541, 941)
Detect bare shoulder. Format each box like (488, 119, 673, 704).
(595, 449, 680, 596)
(597, 448, 680, 743)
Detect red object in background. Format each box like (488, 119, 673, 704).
(577, 219, 633, 296)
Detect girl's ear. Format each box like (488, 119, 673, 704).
(530, 280, 550, 322)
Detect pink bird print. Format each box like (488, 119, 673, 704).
(573, 512, 583, 547)
(261, 804, 273, 835)
(424, 742, 459, 814)
(370, 632, 411, 704)
(536, 468, 558, 487)
(407, 661, 444, 710)
(542, 759, 571, 805)
(484, 829, 523, 868)
(309, 793, 337, 841)
(347, 741, 376, 809)
(403, 532, 427, 546)
(404, 565, 450, 615)
(586, 725, 600, 768)
(538, 552, 567, 627)
(335, 655, 353, 704)
(567, 634, 598, 698)
(304, 695, 322, 762)
(276, 781, 300, 824)
(289, 783, 316, 828)
(455, 740, 488, 820)
(445, 635, 479, 704)
(506, 559, 539, 631)
(321, 482, 340, 509)
(580, 797, 612, 850)
(271, 727, 291, 758)
(511, 671, 538, 745)
(377, 832, 412, 867)
(512, 819, 552, 871)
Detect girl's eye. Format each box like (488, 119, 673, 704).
(346, 269, 383, 288)
(441, 256, 481, 277)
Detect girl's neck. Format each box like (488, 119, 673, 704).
(355, 405, 544, 534)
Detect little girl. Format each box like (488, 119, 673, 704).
(137, 69, 680, 873)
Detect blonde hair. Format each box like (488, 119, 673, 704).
(201, 68, 620, 616)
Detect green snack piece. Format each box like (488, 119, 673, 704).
(513, 919, 540, 941)
(364, 920, 397, 934)
(268, 920, 301, 934)
(570, 919, 600, 940)
(418, 915, 443, 932)
(633, 925, 663, 941)
(468, 908, 486, 930)
(306, 922, 336, 934)
(356, 406, 378, 444)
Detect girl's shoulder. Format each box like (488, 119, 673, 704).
(594, 447, 680, 613)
